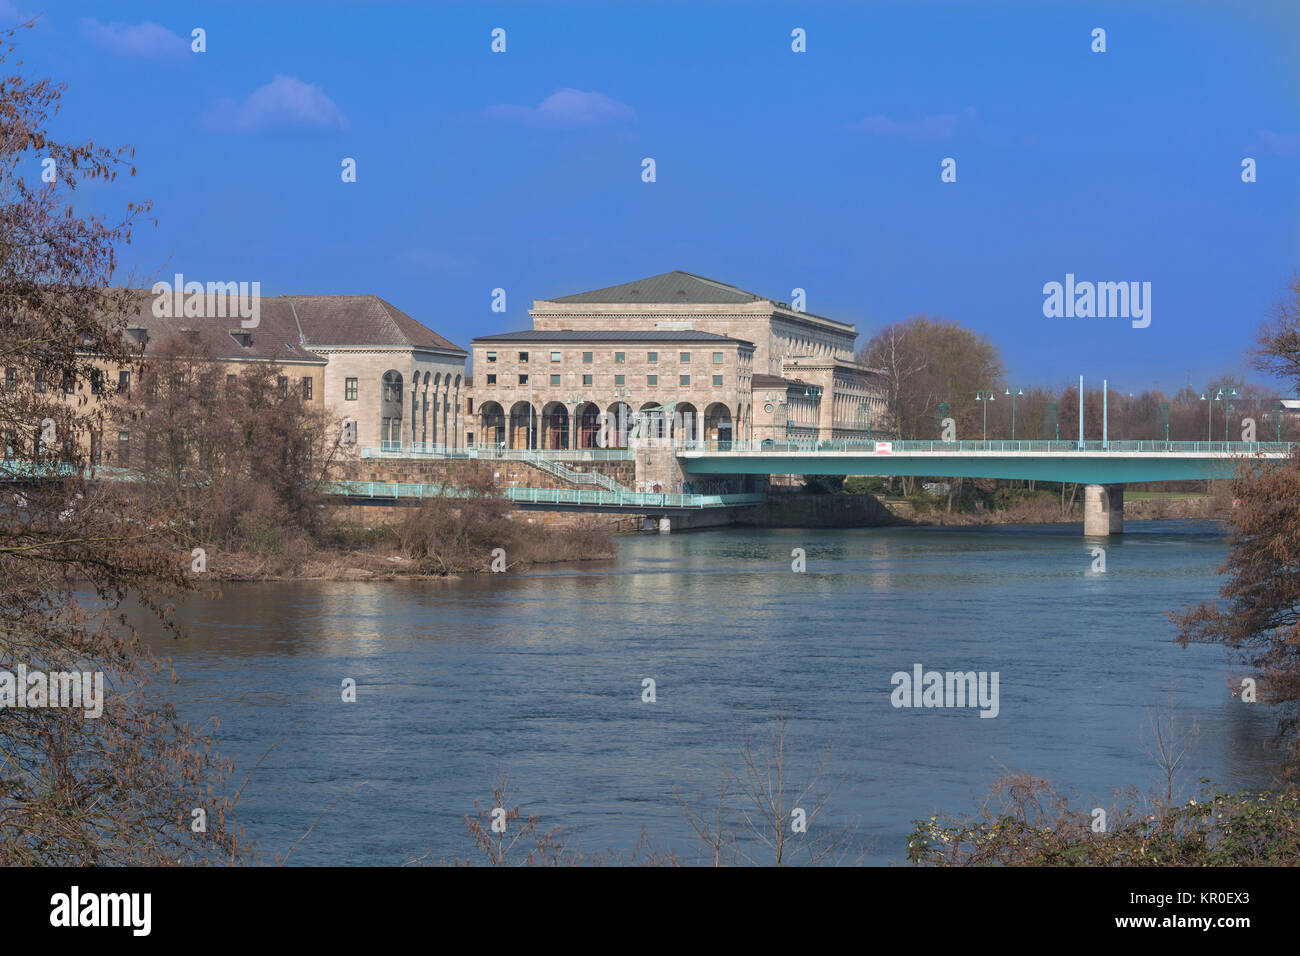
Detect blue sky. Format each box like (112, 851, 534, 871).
(7, 0, 1299, 393)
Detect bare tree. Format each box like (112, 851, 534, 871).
(677, 708, 864, 866)
(1140, 676, 1200, 809)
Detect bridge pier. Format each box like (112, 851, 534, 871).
(1083, 483, 1124, 536)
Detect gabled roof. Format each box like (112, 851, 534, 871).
(118, 291, 325, 364)
(283, 295, 465, 354)
(544, 270, 774, 306)
(113, 290, 466, 358)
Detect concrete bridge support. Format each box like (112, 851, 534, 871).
(1083, 483, 1124, 536)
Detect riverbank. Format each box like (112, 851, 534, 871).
(194, 490, 1228, 580)
(885, 492, 1225, 527)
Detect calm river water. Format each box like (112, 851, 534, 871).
(138, 519, 1275, 865)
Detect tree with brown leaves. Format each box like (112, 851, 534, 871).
(0, 21, 244, 864)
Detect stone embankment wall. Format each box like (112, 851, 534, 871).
(334, 455, 634, 491)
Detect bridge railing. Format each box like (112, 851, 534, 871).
(678, 438, 1299, 455)
(322, 479, 761, 510)
(362, 444, 633, 462)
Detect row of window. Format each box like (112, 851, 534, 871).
(4, 367, 319, 401)
(5, 367, 121, 394)
(483, 373, 728, 388)
(485, 350, 728, 365)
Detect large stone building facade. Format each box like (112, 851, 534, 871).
(26, 292, 469, 467)
(466, 329, 754, 448)
(465, 271, 886, 447)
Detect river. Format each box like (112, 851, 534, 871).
(138, 518, 1276, 865)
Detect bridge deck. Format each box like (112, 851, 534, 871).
(677, 439, 1296, 484)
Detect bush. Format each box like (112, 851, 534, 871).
(909, 774, 1300, 866)
(803, 474, 845, 494)
(844, 476, 889, 495)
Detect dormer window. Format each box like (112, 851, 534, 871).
(230, 330, 252, 348)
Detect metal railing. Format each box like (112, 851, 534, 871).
(678, 438, 1300, 456)
(324, 480, 761, 510)
(362, 443, 633, 462)
(515, 449, 626, 493)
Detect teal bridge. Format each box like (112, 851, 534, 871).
(676, 439, 1296, 484)
(0, 460, 762, 516)
(677, 438, 1298, 535)
(325, 481, 761, 513)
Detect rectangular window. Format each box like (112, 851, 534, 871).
(345, 377, 358, 400)
(647, 374, 658, 387)
(680, 375, 691, 387)
(117, 431, 129, 465)
(582, 352, 593, 363)
(5, 431, 16, 459)
(5, 367, 16, 390)
(713, 375, 723, 387)
(226, 373, 237, 390)
(91, 370, 103, 395)
(614, 352, 626, 363)
(647, 351, 658, 363)
(486, 351, 497, 363)
(34, 371, 45, 394)
(614, 374, 625, 387)
(63, 373, 74, 394)
(713, 352, 724, 364)
(519, 374, 528, 385)
(550, 374, 561, 386)
(486, 373, 497, 385)
(550, 351, 562, 363)
(278, 376, 288, 398)
(680, 352, 691, 363)
(518, 351, 529, 363)
(302, 377, 313, 400)
(118, 370, 131, 391)
(583, 374, 593, 386)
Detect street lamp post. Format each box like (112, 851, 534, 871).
(1200, 389, 1224, 443)
(975, 390, 996, 441)
(1224, 387, 1238, 442)
(1003, 387, 1024, 440)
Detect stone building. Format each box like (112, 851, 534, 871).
(466, 270, 886, 446)
(23, 291, 468, 466)
(466, 329, 754, 448)
(271, 295, 466, 450)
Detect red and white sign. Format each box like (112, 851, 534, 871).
(874, 442, 893, 454)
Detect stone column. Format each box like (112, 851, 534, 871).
(1083, 483, 1124, 536)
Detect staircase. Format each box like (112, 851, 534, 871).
(516, 450, 628, 494)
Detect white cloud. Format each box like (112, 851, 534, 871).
(851, 106, 977, 139)
(202, 75, 348, 133)
(80, 18, 187, 59)
(486, 88, 636, 128)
